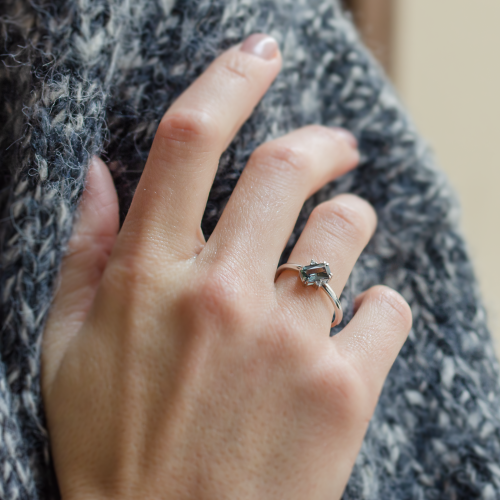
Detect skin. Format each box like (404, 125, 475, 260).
(42, 34, 412, 500)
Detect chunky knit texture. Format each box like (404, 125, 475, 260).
(1, 1, 500, 499)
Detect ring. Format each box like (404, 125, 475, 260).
(275, 260, 343, 328)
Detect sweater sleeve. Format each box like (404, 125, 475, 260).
(1, 1, 499, 499)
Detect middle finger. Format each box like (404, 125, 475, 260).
(203, 126, 359, 280)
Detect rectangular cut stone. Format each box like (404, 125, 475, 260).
(300, 262, 331, 285)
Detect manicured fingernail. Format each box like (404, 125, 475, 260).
(240, 33, 279, 60)
(331, 127, 358, 149)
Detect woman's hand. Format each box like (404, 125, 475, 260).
(42, 34, 412, 500)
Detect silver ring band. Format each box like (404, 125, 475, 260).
(275, 261, 343, 328)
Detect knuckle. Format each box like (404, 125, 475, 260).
(304, 357, 370, 422)
(157, 109, 220, 148)
(367, 285, 413, 331)
(251, 142, 310, 178)
(100, 258, 155, 310)
(312, 196, 376, 243)
(186, 271, 247, 329)
(218, 50, 252, 82)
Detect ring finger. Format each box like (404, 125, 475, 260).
(275, 194, 377, 332)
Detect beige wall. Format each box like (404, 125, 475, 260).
(392, 0, 500, 349)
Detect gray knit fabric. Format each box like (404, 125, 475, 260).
(1, 0, 500, 499)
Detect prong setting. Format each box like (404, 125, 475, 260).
(299, 260, 332, 287)
(275, 260, 343, 328)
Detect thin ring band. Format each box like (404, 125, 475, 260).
(275, 262, 343, 328)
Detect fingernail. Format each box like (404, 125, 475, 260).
(331, 127, 358, 149)
(240, 33, 279, 60)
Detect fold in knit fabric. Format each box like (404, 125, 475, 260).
(1, 1, 500, 498)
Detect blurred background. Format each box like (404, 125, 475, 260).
(344, 0, 500, 352)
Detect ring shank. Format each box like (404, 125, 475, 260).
(275, 263, 343, 328)
(274, 263, 302, 279)
(320, 282, 343, 327)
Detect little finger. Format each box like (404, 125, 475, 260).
(331, 285, 412, 401)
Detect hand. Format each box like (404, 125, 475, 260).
(42, 34, 412, 500)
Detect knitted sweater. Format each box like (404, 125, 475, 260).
(1, 1, 500, 499)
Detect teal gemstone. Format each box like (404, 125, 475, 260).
(300, 262, 331, 286)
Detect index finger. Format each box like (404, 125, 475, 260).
(119, 34, 282, 262)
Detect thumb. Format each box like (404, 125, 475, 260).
(42, 157, 119, 393)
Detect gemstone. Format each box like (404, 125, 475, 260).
(299, 260, 332, 286)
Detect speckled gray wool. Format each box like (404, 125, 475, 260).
(1, 0, 500, 498)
